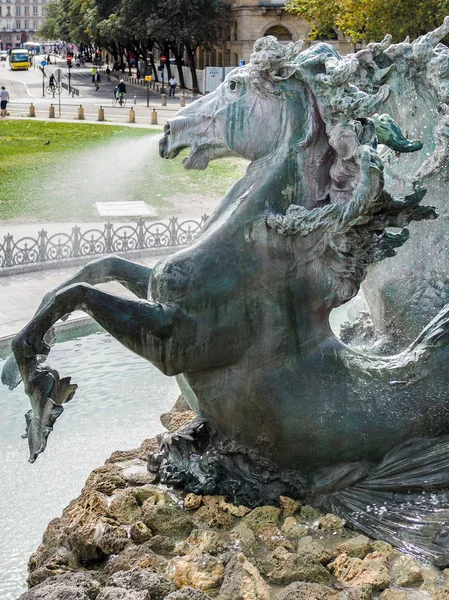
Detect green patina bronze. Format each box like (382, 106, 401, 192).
(5, 22, 449, 564)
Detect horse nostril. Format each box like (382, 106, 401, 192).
(164, 123, 171, 135)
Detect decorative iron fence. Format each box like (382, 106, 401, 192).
(0, 216, 208, 270)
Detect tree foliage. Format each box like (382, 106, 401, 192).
(39, 0, 227, 91)
(286, 0, 449, 43)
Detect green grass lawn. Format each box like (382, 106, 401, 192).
(0, 120, 248, 222)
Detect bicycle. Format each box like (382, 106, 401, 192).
(112, 92, 126, 106)
(46, 85, 61, 96)
(112, 92, 127, 107)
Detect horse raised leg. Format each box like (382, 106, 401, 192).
(12, 283, 185, 462)
(39, 255, 153, 305)
(1, 256, 153, 391)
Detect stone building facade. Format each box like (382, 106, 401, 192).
(196, 0, 353, 69)
(0, 0, 48, 50)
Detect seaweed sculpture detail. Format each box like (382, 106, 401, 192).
(5, 24, 449, 564)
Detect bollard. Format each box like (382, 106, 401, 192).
(28, 103, 35, 117)
(134, 95, 137, 105)
(98, 106, 104, 121)
(180, 93, 186, 108)
(151, 108, 158, 125)
(161, 94, 167, 107)
(77, 105, 84, 120)
(129, 107, 135, 123)
(49, 104, 55, 118)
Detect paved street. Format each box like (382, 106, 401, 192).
(0, 55, 186, 124)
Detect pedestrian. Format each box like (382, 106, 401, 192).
(91, 66, 97, 83)
(106, 65, 111, 80)
(94, 70, 101, 91)
(47, 54, 51, 64)
(169, 75, 177, 97)
(136, 68, 141, 81)
(1, 85, 9, 117)
(75, 57, 80, 67)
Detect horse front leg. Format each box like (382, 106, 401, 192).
(12, 284, 185, 463)
(1, 256, 153, 392)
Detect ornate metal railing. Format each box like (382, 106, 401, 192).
(0, 216, 208, 270)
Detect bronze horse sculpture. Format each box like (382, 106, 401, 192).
(5, 29, 449, 564)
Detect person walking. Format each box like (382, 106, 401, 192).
(136, 68, 141, 81)
(1, 86, 9, 117)
(169, 75, 177, 97)
(94, 70, 101, 91)
(91, 66, 97, 83)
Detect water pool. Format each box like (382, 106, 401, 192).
(0, 331, 178, 599)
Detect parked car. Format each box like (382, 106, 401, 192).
(0, 51, 8, 61)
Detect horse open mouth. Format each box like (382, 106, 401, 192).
(159, 123, 188, 160)
(159, 123, 208, 170)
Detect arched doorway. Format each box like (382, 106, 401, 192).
(264, 25, 293, 41)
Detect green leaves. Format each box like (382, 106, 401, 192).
(286, 0, 449, 43)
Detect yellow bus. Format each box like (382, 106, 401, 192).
(9, 48, 30, 70)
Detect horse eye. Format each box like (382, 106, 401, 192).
(229, 81, 237, 91)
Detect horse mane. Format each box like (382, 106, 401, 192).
(248, 35, 440, 308)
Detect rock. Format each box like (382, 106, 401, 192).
(106, 439, 159, 465)
(370, 541, 394, 559)
(242, 506, 281, 531)
(280, 496, 301, 517)
(296, 536, 334, 564)
(281, 517, 309, 539)
(336, 536, 371, 559)
(266, 547, 333, 585)
(328, 552, 390, 591)
(391, 555, 423, 587)
(379, 591, 408, 600)
(300, 506, 320, 520)
(106, 567, 176, 599)
(167, 555, 225, 592)
(119, 460, 158, 486)
(165, 589, 212, 600)
(104, 543, 167, 575)
(256, 525, 295, 551)
(184, 494, 203, 510)
(143, 504, 194, 537)
(96, 524, 129, 555)
(187, 530, 228, 556)
(195, 504, 236, 530)
(84, 465, 126, 495)
(97, 588, 149, 600)
(160, 407, 195, 432)
(230, 523, 260, 557)
(219, 552, 271, 600)
(218, 498, 251, 518)
(276, 581, 339, 600)
(318, 514, 345, 531)
(146, 535, 176, 554)
(18, 572, 101, 600)
(129, 522, 153, 545)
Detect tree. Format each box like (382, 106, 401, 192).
(286, 0, 449, 43)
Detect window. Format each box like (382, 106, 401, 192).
(6, 6, 10, 14)
(24, 18, 28, 28)
(24, 5, 29, 14)
(15, 5, 20, 13)
(32, 18, 37, 28)
(41, 6, 45, 14)
(264, 25, 292, 41)
(16, 33, 20, 40)
(6, 18, 11, 29)
(15, 18, 20, 28)
(32, 5, 37, 14)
